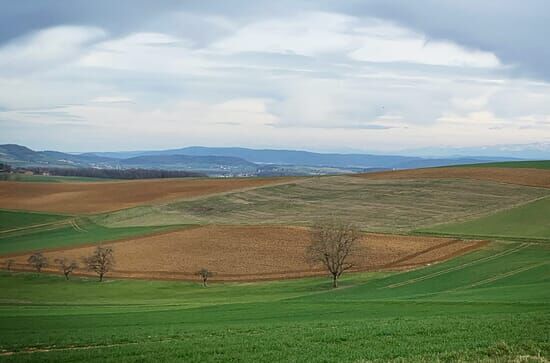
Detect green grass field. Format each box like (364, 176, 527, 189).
(455, 160, 550, 169)
(0, 242, 548, 362)
(95, 176, 549, 232)
(0, 210, 69, 232)
(421, 196, 550, 241)
(0, 215, 187, 255)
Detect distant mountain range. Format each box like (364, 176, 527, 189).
(403, 143, 550, 159)
(0, 144, 527, 177)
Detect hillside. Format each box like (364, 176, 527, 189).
(453, 160, 550, 169)
(1, 144, 528, 177)
(0, 144, 258, 176)
(1, 164, 549, 361)
(88, 145, 517, 169)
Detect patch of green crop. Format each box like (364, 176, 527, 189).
(0, 218, 189, 255)
(0, 210, 69, 232)
(420, 196, 550, 241)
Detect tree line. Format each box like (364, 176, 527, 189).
(6, 247, 115, 282)
(2, 166, 206, 180)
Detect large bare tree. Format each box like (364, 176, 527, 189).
(196, 268, 214, 287)
(27, 252, 48, 273)
(83, 246, 114, 282)
(55, 257, 78, 280)
(307, 220, 361, 288)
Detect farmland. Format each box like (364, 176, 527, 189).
(7, 225, 482, 280)
(0, 214, 182, 255)
(0, 165, 549, 362)
(0, 176, 297, 214)
(97, 176, 549, 232)
(358, 166, 550, 188)
(0, 210, 68, 232)
(453, 160, 550, 170)
(421, 196, 550, 241)
(0, 241, 548, 362)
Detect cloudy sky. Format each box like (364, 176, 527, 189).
(0, 0, 549, 153)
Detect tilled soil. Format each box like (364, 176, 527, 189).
(0, 177, 298, 214)
(8, 225, 485, 281)
(356, 167, 550, 189)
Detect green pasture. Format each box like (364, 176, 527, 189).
(0, 215, 187, 255)
(0, 210, 68, 232)
(421, 196, 550, 241)
(0, 241, 548, 362)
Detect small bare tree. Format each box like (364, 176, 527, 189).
(55, 258, 78, 280)
(307, 220, 361, 288)
(5, 259, 15, 271)
(83, 246, 114, 282)
(196, 268, 214, 287)
(27, 252, 48, 273)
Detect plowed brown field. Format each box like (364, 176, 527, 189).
(0, 177, 297, 214)
(357, 167, 550, 188)
(9, 225, 485, 281)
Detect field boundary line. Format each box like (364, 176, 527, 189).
(0, 225, 198, 258)
(70, 219, 87, 232)
(450, 262, 549, 291)
(0, 337, 181, 357)
(390, 240, 489, 269)
(0, 219, 72, 236)
(381, 243, 530, 289)
(379, 239, 463, 268)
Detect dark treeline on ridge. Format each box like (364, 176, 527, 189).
(4, 166, 206, 180)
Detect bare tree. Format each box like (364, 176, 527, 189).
(83, 246, 114, 282)
(27, 252, 48, 273)
(4, 259, 15, 271)
(307, 220, 361, 288)
(196, 268, 214, 287)
(55, 258, 78, 280)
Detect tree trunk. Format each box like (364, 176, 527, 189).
(64, 273, 69, 280)
(99, 272, 104, 282)
(332, 274, 338, 288)
(203, 278, 207, 287)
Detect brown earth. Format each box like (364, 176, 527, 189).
(356, 167, 550, 188)
(0, 177, 298, 214)
(8, 225, 486, 281)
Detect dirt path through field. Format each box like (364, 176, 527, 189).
(7, 225, 485, 281)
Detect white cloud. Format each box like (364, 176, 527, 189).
(0, 12, 547, 153)
(214, 12, 500, 68)
(0, 26, 106, 74)
(213, 12, 356, 56)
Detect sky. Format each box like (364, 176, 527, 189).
(0, 0, 549, 154)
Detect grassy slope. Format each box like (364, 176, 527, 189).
(96, 176, 549, 232)
(455, 160, 550, 169)
(0, 218, 188, 255)
(0, 210, 68, 232)
(420, 196, 550, 241)
(0, 242, 548, 362)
